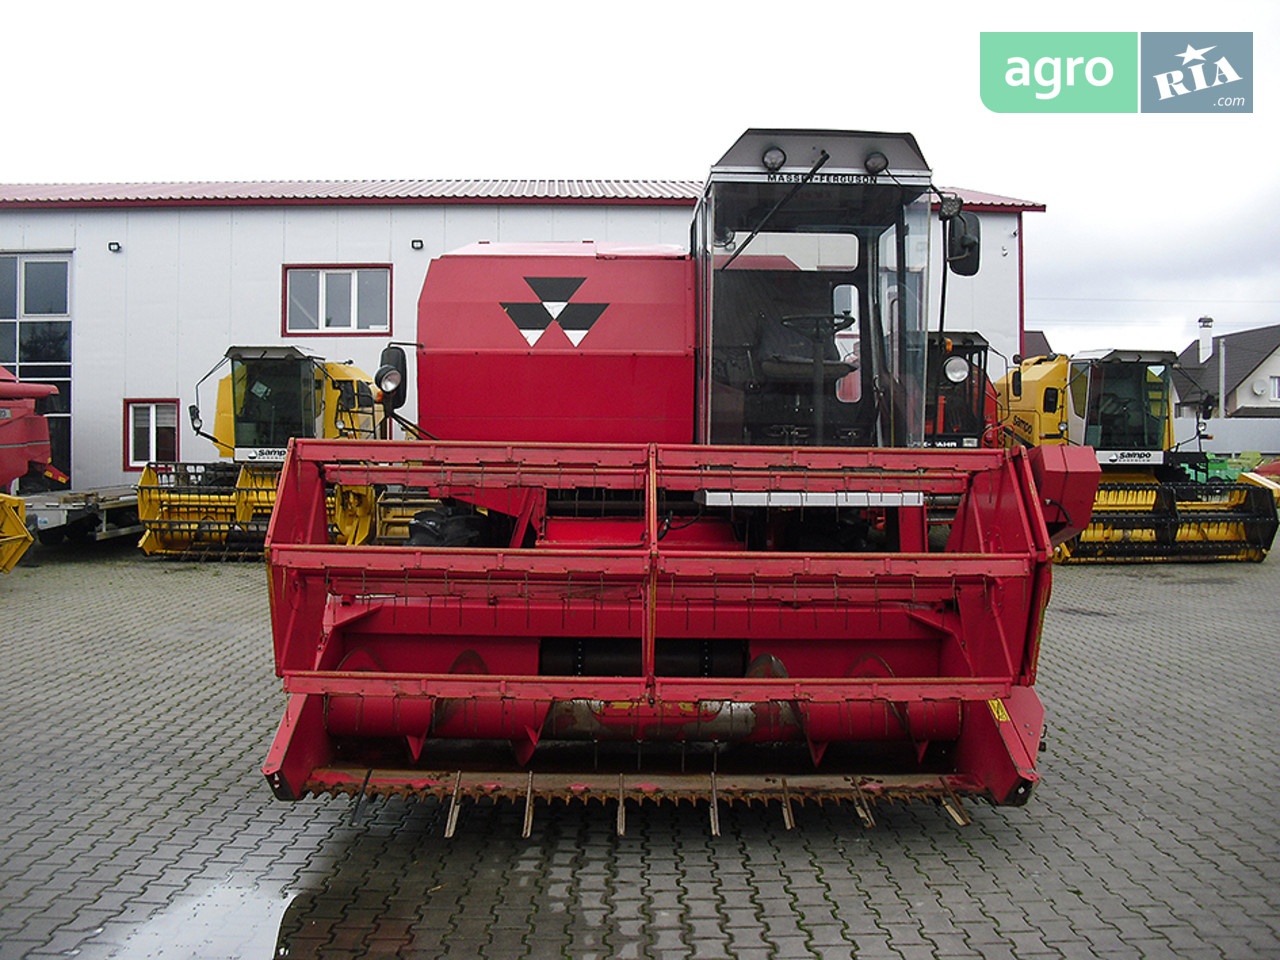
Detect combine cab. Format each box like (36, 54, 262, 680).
(998, 350, 1278, 562)
(263, 130, 1099, 830)
(0, 366, 58, 572)
(138, 346, 381, 556)
(924, 332, 997, 449)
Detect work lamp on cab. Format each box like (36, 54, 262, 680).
(863, 151, 889, 175)
(761, 147, 787, 171)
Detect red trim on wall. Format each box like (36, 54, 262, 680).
(122, 398, 180, 472)
(1017, 213, 1026, 358)
(280, 263, 394, 338)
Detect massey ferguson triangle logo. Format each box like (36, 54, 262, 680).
(501, 277, 607, 347)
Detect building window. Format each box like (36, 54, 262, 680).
(2, 254, 72, 490)
(125, 400, 178, 469)
(285, 266, 390, 334)
(1272, 377, 1280, 402)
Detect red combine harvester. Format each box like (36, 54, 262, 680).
(264, 130, 1099, 832)
(0, 366, 58, 572)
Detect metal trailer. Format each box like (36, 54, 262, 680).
(23, 486, 143, 546)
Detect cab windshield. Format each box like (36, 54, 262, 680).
(698, 179, 928, 447)
(231, 356, 316, 448)
(1075, 361, 1171, 451)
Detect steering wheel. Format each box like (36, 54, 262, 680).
(780, 313, 856, 341)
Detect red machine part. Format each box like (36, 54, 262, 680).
(415, 243, 695, 444)
(263, 439, 1096, 813)
(0, 366, 56, 487)
(1027, 444, 1101, 547)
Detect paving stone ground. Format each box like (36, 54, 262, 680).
(1, 538, 1278, 959)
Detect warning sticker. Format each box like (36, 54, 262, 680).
(988, 699, 1011, 723)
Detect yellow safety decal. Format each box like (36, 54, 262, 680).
(988, 699, 1010, 723)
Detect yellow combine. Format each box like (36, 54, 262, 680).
(138, 346, 382, 556)
(997, 350, 1278, 562)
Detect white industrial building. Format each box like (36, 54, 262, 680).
(0, 179, 1040, 491)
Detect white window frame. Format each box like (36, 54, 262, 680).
(126, 400, 179, 469)
(1271, 376, 1280, 402)
(1, 252, 72, 363)
(284, 266, 391, 334)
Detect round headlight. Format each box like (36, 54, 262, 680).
(864, 151, 889, 175)
(761, 147, 787, 172)
(375, 365, 403, 393)
(943, 355, 970, 383)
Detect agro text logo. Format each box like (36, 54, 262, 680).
(981, 33, 1138, 113)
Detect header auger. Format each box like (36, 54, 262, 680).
(262, 130, 1100, 830)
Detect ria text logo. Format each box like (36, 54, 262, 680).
(981, 32, 1252, 113)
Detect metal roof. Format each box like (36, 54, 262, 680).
(937, 188, 1045, 213)
(0, 179, 705, 208)
(0, 180, 1041, 212)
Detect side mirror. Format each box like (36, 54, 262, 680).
(188, 403, 203, 433)
(1043, 387, 1059, 414)
(375, 346, 408, 412)
(1011, 370, 1023, 399)
(947, 211, 981, 277)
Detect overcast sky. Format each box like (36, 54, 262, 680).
(6, 0, 1276, 360)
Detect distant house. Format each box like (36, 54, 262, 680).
(1173, 323, 1280, 419)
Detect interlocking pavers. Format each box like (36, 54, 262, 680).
(3, 540, 1280, 958)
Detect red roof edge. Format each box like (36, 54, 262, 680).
(0, 194, 700, 211)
